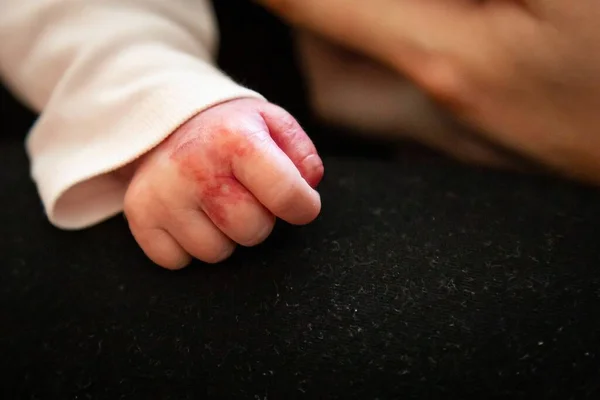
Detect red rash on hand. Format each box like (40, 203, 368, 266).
(166, 102, 324, 229)
(169, 128, 256, 229)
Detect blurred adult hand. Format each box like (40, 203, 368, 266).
(257, 0, 600, 184)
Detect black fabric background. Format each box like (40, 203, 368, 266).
(2, 1, 600, 398)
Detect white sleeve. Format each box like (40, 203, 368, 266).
(0, 0, 264, 230)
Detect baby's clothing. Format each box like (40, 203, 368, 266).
(0, 0, 445, 230)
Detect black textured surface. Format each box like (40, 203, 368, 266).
(2, 1, 600, 399)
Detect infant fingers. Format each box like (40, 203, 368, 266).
(232, 132, 321, 226)
(196, 177, 277, 247)
(128, 225, 192, 270)
(164, 207, 237, 264)
(124, 182, 192, 269)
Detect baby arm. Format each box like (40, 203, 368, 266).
(0, 0, 324, 268)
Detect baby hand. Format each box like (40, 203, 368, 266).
(123, 98, 324, 269)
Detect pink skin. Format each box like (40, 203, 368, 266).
(124, 98, 324, 270)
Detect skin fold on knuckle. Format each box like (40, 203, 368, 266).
(272, 110, 301, 136)
(242, 126, 272, 151)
